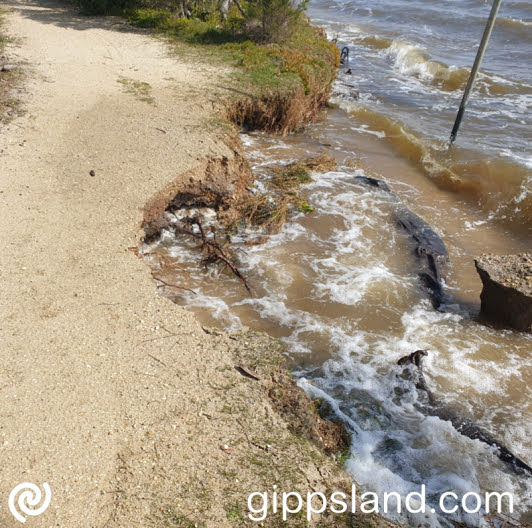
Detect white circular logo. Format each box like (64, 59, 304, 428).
(8, 482, 51, 523)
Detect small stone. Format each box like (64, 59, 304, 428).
(89, 170, 95, 177)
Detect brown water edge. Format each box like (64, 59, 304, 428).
(150, 104, 531, 414)
(261, 106, 532, 414)
(154, 103, 530, 434)
(279, 105, 531, 303)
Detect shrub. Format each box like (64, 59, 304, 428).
(78, 0, 308, 42)
(243, 0, 308, 43)
(78, 0, 134, 14)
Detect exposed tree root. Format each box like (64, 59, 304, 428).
(171, 216, 252, 294)
(143, 155, 338, 295)
(154, 277, 197, 295)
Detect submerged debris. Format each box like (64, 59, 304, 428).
(173, 216, 252, 294)
(143, 154, 337, 294)
(238, 154, 337, 232)
(356, 175, 449, 308)
(397, 351, 532, 476)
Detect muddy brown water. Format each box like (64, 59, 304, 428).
(308, 0, 532, 229)
(144, 105, 531, 526)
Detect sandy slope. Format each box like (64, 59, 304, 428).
(0, 2, 387, 527)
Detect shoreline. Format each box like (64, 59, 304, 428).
(0, 2, 399, 526)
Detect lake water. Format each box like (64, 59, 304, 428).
(308, 0, 532, 230)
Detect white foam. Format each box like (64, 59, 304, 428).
(314, 263, 399, 305)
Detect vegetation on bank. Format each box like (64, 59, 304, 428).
(77, 0, 339, 133)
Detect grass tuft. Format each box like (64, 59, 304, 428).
(0, 9, 24, 125)
(117, 76, 155, 104)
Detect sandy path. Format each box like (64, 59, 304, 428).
(0, 1, 246, 525)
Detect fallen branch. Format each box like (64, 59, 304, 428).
(174, 217, 252, 294)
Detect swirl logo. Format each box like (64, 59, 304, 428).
(8, 482, 52, 523)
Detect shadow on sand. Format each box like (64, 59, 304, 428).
(3, 0, 147, 35)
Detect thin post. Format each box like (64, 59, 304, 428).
(449, 0, 503, 146)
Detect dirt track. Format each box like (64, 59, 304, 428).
(0, 2, 390, 527)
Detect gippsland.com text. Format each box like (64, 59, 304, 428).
(247, 484, 514, 522)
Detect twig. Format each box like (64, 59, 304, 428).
(147, 353, 167, 367)
(154, 277, 197, 295)
(236, 418, 269, 451)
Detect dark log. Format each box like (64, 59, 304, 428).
(355, 175, 448, 308)
(397, 352, 532, 475)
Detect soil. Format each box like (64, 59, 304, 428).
(0, 1, 398, 527)
(476, 253, 532, 296)
(475, 253, 532, 332)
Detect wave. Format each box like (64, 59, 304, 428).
(498, 16, 532, 30)
(357, 34, 392, 50)
(353, 35, 530, 95)
(334, 101, 532, 228)
(386, 40, 471, 92)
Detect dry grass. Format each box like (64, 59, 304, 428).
(0, 10, 24, 125)
(226, 88, 318, 135)
(238, 192, 293, 231)
(298, 153, 337, 172)
(272, 154, 336, 189)
(237, 154, 337, 232)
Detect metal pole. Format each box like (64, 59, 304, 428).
(449, 0, 503, 146)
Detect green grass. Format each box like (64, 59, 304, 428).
(225, 503, 244, 523)
(126, 7, 339, 129)
(117, 76, 155, 104)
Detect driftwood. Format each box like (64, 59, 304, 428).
(172, 217, 252, 294)
(355, 175, 449, 308)
(397, 351, 532, 475)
